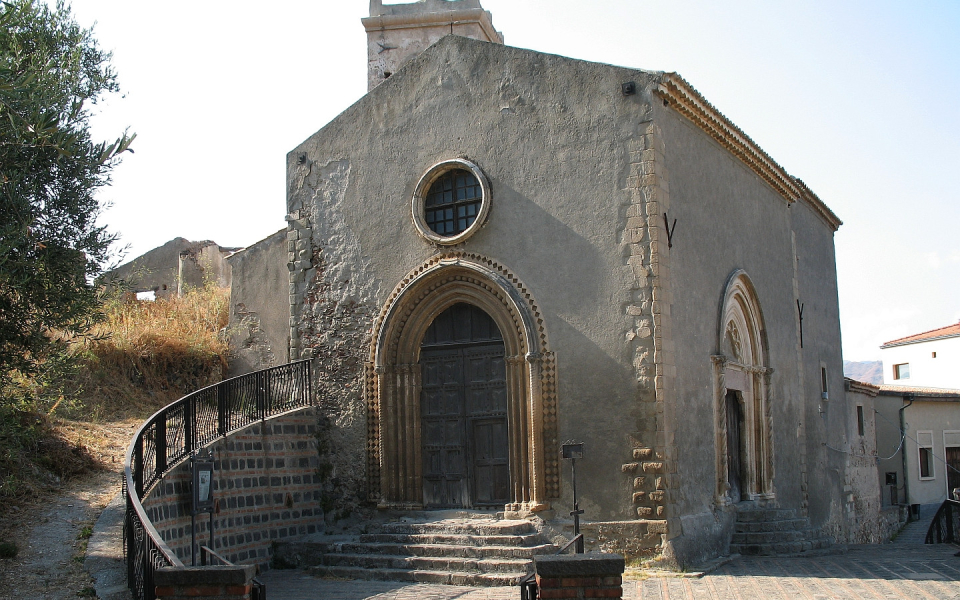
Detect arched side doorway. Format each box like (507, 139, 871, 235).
(365, 253, 559, 512)
(711, 270, 775, 504)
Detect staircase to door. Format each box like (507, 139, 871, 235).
(272, 512, 556, 586)
(731, 504, 838, 556)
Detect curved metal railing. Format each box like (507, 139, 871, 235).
(123, 360, 312, 600)
(925, 498, 960, 545)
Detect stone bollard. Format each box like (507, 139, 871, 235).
(533, 552, 625, 599)
(154, 565, 257, 600)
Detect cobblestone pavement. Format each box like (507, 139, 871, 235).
(259, 512, 960, 600)
(638, 544, 960, 599)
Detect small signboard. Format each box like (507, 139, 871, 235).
(192, 449, 215, 515)
(561, 442, 584, 460)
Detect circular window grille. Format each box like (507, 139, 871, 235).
(412, 159, 490, 245)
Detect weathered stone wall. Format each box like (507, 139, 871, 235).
(651, 89, 846, 565)
(287, 36, 663, 525)
(107, 238, 236, 299)
(843, 381, 895, 543)
(142, 408, 322, 567)
(363, 0, 503, 91)
(179, 243, 234, 295)
(281, 34, 847, 567)
(286, 156, 380, 521)
(226, 229, 288, 377)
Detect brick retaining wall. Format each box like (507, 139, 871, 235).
(534, 553, 626, 600)
(154, 565, 256, 600)
(142, 407, 322, 567)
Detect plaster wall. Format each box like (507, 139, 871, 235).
(227, 229, 289, 377)
(653, 101, 846, 561)
(881, 336, 960, 388)
(287, 36, 661, 522)
(789, 189, 848, 538)
(874, 395, 907, 506)
(877, 396, 960, 504)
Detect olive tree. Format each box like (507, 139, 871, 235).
(0, 0, 134, 388)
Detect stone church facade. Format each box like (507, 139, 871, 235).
(230, 1, 860, 566)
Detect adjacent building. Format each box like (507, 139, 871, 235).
(875, 385, 960, 506)
(881, 321, 960, 389)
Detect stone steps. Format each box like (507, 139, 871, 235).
(306, 564, 523, 587)
(730, 505, 836, 557)
(359, 532, 535, 547)
(734, 518, 808, 533)
(377, 521, 534, 536)
(320, 552, 530, 573)
(274, 516, 555, 586)
(314, 541, 555, 559)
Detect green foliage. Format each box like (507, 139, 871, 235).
(0, 0, 134, 389)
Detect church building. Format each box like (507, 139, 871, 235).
(230, 0, 860, 566)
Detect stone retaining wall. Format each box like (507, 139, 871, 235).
(142, 407, 322, 567)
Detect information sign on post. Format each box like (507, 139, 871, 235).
(192, 449, 215, 514)
(190, 448, 215, 565)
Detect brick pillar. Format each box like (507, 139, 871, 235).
(154, 565, 256, 600)
(534, 553, 625, 599)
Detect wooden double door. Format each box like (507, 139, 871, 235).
(420, 304, 509, 508)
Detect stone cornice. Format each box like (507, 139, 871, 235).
(844, 377, 879, 397)
(655, 74, 842, 232)
(362, 8, 503, 44)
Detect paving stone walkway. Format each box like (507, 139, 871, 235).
(259, 508, 960, 600)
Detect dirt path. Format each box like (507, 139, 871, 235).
(0, 419, 137, 600)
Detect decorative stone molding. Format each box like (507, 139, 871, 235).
(655, 74, 842, 231)
(366, 252, 559, 508)
(411, 159, 491, 245)
(713, 270, 775, 505)
(620, 123, 677, 539)
(286, 209, 313, 362)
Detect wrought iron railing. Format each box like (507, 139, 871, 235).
(925, 499, 960, 545)
(124, 360, 312, 600)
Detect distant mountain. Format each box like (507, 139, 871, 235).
(844, 360, 883, 385)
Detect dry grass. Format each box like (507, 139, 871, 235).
(0, 283, 231, 504)
(67, 283, 230, 420)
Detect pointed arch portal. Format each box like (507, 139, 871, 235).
(712, 270, 775, 504)
(365, 254, 558, 512)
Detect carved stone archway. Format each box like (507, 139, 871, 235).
(365, 253, 559, 512)
(712, 270, 774, 504)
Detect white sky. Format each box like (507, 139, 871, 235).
(67, 0, 959, 362)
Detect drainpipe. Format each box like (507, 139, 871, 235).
(899, 394, 915, 513)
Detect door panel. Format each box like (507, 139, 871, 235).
(726, 391, 743, 502)
(946, 447, 960, 497)
(473, 418, 509, 504)
(420, 303, 508, 508)
(420, 351, 466, 507)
